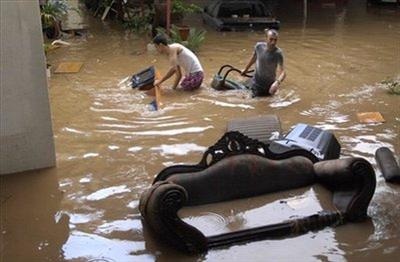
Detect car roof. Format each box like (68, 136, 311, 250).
(216, 0, 264, 2)
(208, 0, 267, 7)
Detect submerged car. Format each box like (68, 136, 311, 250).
(368, 0, 399, 5)
(202, 0, 280, 31)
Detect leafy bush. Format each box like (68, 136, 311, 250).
(123, 9, 153, 34)
(172, 0, 202, 16)
(185, 27, 207, 52)
(41, 0, 69, 29)
(40, 0, 80, 39)
(155, 25, 206, 53)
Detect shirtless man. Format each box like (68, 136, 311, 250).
(153, 34, 204, 91)
(242, 29, 286, 96)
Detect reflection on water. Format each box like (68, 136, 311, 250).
(1, 0, 399, 261)
(180, 185, 334, 235)
(182, 212, 229, 236)
(269, 90, 301, 108)
(1, 170, 69, 261)
(63, 230, 151, 261)
(205, 230, 345, 262)
(150, 143, 207, 156)
(86, 185, 131, 201)
(194, 96, 255, 109)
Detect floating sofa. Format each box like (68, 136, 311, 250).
(139, 132, 376, 253)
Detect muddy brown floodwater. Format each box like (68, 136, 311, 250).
(1, 0, 399, 261)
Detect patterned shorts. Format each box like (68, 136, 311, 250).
(181, 71, 204, 91)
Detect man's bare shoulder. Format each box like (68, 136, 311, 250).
(169, 43, 183, 53)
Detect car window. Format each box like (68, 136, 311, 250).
(216, 2, 269, 18)
(257, 3, 271, 16)
(207, 1, 219, 17)
(218, 3, 253, 17)
(210, 2, 217, 17)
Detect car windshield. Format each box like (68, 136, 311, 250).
(217, 3, 266, 18)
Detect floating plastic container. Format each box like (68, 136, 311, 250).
(131, 66, 155, 90)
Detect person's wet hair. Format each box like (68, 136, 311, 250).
(265, 28, 278, 37)
(153, 34, 168, 46)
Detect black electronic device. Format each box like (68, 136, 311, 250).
(131, 66, 155, 90)
(268, 124, 341, 161)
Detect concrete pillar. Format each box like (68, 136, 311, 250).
(0, 1, 56, 175)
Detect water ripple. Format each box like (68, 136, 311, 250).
(86, 185, 131, 201)
(95, 219, 142, 234)
(130, 126, 214, 136)
(195, 97, 254, 109)
(269, 91, 301, 108)
(182, 212, 228, 236)
(150, 143, 207, 156)
(62, 231, 150, 261)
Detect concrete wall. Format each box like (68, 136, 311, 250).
(0, 1, 56, 175)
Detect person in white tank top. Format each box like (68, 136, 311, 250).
(153, 34, 204, 91)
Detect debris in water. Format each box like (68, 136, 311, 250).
(357, 112, 385, 123)
(55, 61, 84, 74)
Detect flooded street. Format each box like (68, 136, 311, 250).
(1, 0, 399, 261)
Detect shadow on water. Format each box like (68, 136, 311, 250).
(1, 169, 69, 261)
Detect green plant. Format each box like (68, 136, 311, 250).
(172, 0, 202, 20)
(43, 43, 52, 71)
(41, 0, 69, 29)
(123, 9, 153, 34)
(169, 25, 183, 42)
(40, 0, 80, 38)
(155, 25, 206, 53)
(381, 78, 400, 95)
(185, 27, 206, 52)
(43, 43, 51, 56)
(156, 27, 175, 43)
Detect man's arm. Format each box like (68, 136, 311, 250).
(242, 52, 256, 75)
(155, 66, 177, 87)
(172, 66, 182, 89)
(269, 64, 286, 95)
(155, 48, 179, 87)
(276, 64, 286, 84)
(269, 53, 286, 95)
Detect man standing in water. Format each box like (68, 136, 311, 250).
(242, 29, 286, 96)
(153, 34, 204, 91)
